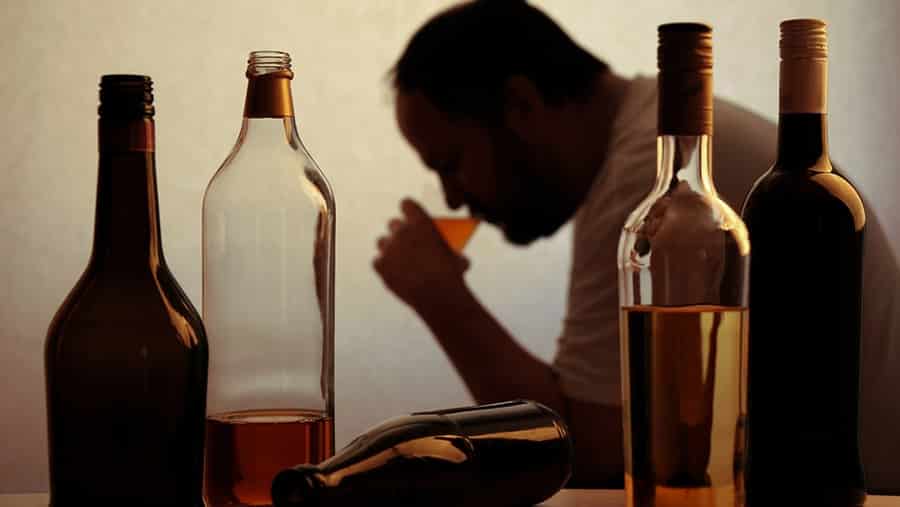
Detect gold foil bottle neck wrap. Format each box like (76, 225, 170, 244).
(244, 50, 295, 118)
(779, 19, 828, 114)
(657, 23, 713, 136)
(99, 118, 155, 153)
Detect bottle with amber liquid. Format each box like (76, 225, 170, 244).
(742, 20, 866, 507)
(44, 75, 208, 506)
(271, 400, 572, 507)
(617, 24, 750, 507)
(203, 51, 336, 507)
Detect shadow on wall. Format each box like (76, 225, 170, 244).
(859, 207, 900, 495)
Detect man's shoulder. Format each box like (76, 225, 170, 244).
(710, 98, 777, 207)
(713, 96, 777, 162)
(616, 75, 777, 162)
(713, 97, 776, 139)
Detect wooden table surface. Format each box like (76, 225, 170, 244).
(2, 490, 898, 506)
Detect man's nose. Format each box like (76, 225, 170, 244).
(445, 194, 464, 210)
(440, 177, 465, 210)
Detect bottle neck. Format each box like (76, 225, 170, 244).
(91, 118, 164, 270)
(656, 135, 716, 197)
(776, 113, 831, 170)
(236, 117, 300, 148)
(656, 58, 714, 191)
(777, 56, 831, 170)
(239, 70, 299, 147)
(244, 70, 295, 119)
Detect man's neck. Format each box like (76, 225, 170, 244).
(560, 71, 631, 210)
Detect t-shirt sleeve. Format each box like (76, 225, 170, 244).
(552, 136, 657, 406)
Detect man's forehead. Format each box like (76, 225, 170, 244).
(396, 90, 449, 139)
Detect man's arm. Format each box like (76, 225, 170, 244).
(415, 281, 562, 411)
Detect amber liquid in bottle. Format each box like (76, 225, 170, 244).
(622, 306, 748, 507)
(44, 75, 208, 507)
(204, 410, 334, 507)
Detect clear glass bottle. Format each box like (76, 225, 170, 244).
(202, 51, 336, 507)
(617, 24, 750, 507)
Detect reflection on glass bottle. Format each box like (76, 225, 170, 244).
(45, 75, 208, 506)
(617, 24, 750, 507)
(271, 400, 572, 507)
(202, 51, 336, 507)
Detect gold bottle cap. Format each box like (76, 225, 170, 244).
(781, 19, 827, 60)
(779, 19, 828, 114)
(244, 50, 295, 118)
(658, 23, 713, 71)
(657, 23, 713, 135)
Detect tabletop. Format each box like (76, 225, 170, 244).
(2, 490, 898, 506)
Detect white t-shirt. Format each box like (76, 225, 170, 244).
(552, 75, 900, 490)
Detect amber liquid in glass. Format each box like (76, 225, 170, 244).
(433, 217, 479, 252)
(621, 306, 748, 507)
(204, 409, 334, 507)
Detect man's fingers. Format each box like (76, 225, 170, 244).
(388, 218, 404, 233)
(400, 198, 430, 223)
(376, 236, 389, 252)
(372, 257, 384, 276)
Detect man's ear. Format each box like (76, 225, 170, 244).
(503, 75, 545, 139)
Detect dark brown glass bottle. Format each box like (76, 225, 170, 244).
(44, 75, 208, 507)
(742, 20, 865, 507)
(271, 400, 573, 507)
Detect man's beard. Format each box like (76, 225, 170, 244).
(501, 188, 571, 245)
(492, 131, 577, 246)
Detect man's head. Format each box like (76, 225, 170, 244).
(392, 0, 609, 245)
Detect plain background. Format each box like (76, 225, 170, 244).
(2, 0, 898, 493)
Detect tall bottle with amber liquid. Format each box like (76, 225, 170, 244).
(742, 20, 866, 507)
(203, 51, 336, 507)
(45, 75, 209, 506)
(617, 24, 750, 507)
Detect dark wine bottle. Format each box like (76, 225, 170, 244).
(44, 75, 209, 507)
(270, 400, 573, 507)
(742, 20, 866, 507)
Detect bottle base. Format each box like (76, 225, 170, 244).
(746, 488, 865, 507)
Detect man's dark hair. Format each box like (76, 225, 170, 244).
(391, 0, 609, 123)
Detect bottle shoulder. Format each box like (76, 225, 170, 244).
(204, 120, 335, 213)
(620, 183, 749, 252)
(617, 179, 751, 307)
(46, 263, 207, 352)
(204, 147, 334, 211)
(743, 165, 866, 231)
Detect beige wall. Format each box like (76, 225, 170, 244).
(2, 0, 897, 493)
